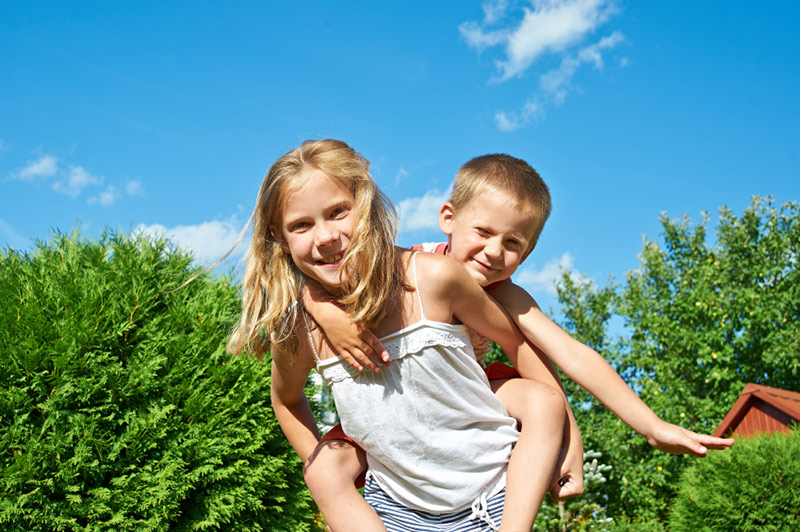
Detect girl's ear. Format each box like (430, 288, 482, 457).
(269, 225, 290, 253)
(439, 202, 456, 235)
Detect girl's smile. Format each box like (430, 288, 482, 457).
(276, 168, 355, 290)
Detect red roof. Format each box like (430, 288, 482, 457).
(713, 383, 800, 438)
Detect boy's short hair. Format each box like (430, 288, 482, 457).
(449, 153, 551, 248)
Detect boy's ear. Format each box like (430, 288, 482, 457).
(269, 225, 290, 253)
(439, 202, 456, 235)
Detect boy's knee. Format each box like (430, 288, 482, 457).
(303, 439, 364, 492)
(525, 382, 566, 421)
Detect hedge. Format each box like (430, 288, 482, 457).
(669, 430, 800, 531)
(0, 230, 314, 531)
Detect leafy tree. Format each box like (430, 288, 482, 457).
(555, 197, 800, 521)
(0, 230, 314, 531)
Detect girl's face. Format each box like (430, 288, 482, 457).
(276, 168, 355, 291)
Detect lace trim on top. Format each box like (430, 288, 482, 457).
(317, 320, 470, 384)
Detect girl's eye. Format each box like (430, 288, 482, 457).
(290, 221, 310, 232)
(331, 205, 351, 218)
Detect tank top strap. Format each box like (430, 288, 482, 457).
(299, 308, 322, 369)
(411, 251, 426, 321)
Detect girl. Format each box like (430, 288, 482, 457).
(229, 139, 567, 531)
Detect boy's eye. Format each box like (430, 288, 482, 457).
(506, 239, 522, 250)
(476, 227, 491, 236)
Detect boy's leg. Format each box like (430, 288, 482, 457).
(551, 407, 584, 499)
(491, 378, 566, 532)
(304, 438, 387, 532)
(490, 345, 586, 498)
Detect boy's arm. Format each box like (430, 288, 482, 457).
(301, 281, 389, 373)
(489, 281, 734, 455)
(270, 330, 322, 462)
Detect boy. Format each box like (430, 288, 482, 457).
(301, 154, 733, 531)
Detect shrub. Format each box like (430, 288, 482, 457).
(0, 230, 314, 531)
(669, 430, 800, 531)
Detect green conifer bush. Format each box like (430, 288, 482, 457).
(669, 430, 800, 531)
(0, 230, 313, 531)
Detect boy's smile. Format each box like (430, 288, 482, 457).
(276, 168, 354, 291)
(439, 188, 536, 287)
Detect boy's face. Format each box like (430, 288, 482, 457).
(439, 188, 537, 287)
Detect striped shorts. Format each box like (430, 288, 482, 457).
(363, 475, 505, 531)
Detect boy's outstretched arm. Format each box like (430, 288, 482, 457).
(489, 281, 735, 455)
(301, 280, 389, 373)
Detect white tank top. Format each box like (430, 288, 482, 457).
(308, 253, 519, 513)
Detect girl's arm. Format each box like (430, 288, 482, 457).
(300, 281, 389, 373)
(489, 281, 734, 455)
(270, 326, 322, 462)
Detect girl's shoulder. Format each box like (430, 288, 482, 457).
(274, 311, 320, 373)
(403, 248, 468, 293)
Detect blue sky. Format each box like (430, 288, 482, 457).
(2, 1, 799, 312)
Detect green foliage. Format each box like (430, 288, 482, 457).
(669, 431, 800, 531)
(0, 230, 313, 531)
(555, 197, 800, 520)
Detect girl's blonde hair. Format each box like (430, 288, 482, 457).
(228, 139, 403, 361)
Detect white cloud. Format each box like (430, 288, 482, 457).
(577, 30, 624, 68)
(397, 187, 451, 232)
(461, 1, 624, 131)
(459, 22, 509, 51)
(125, 179, 144, 196)
(52, 165, 102, 198)
(495, 30, 624, 131)
(16, 155, 58, 181)
(539, 56, 581, 102)
(461, 0, 617, 80)
(539, 30, 623, 99)
(88, 185, 119, 206)
(134, 218, 247, 265)
(494, 98, 544, 131)
(515, 252, 581, 295)
(483, 0, 509, 24)
(499, 0, 616, 81)
(495, 110, 522, 132)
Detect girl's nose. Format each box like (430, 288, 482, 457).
(315, 222, 340, 247)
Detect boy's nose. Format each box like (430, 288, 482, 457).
(484, 239, 503, 260)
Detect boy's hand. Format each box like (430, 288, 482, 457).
(301, 280, 389, 373)
(646, 421, 734, 457)
(549, 473, 584, 500)
(326, 319, 389, 373)
(466, 327, 491, 366)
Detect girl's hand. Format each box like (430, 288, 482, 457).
(326, 318, 389, 373)
(646, 421, 734, 457)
